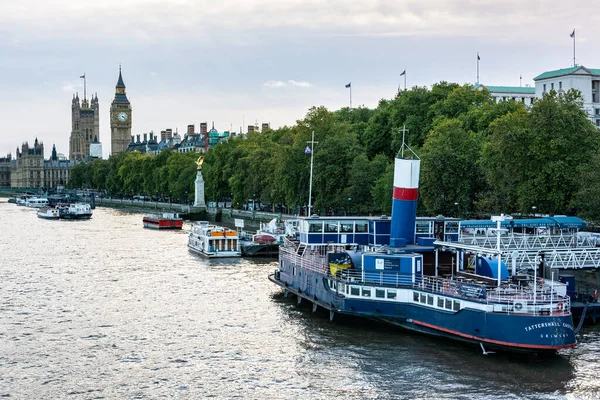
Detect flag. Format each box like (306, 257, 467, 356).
(305, 146, 311, 154)
(400, 70, 406, 76)
(477, 53, 480, 61)
(570, 29, 575, 38)
(345, 82, 351, 88)
(80, 74, 85, 79)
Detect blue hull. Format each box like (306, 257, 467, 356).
(271, 264, 576, 353)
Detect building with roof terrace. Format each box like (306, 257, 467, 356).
(533, 65, 600, 127)
(474, 84, 536, 106)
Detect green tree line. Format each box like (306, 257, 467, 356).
(67, 83, 600, 220)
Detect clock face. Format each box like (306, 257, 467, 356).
(117, 112, 128, 122)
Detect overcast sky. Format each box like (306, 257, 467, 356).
(1, 0, 599, 159)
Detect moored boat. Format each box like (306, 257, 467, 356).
(269, 154, 577, 354)
(143, 212, 183, 229)
(240, 218, 298, 257)
(188, 221, 241, 258)
(36, 207, 60, 220)
(25, 197, 49, 208)
(58, 203, 92, 219)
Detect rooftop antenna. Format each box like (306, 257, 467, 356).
(398, 125, 419, 159)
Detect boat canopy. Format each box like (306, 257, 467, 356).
(459, 216, 585, 230)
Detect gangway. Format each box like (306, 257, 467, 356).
(436, 240, 600, 270)
(457, 233, 598, 250)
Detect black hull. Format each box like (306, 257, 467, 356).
(241, 243, 279, 257)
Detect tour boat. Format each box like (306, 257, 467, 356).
(25, 197, 49, 208)
(188, 221, 241, 258)
(58, 203, 93, 219)
(143, 212, 183, 230)
(36, 207, 60, 220)
(269, 153, 577, 354)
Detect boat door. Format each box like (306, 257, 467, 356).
(434, 220, 444, 240)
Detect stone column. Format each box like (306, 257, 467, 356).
(194, 169, 206, 209)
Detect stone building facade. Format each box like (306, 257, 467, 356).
(9, 140, 71, 189)
(69, 93, 99, 162)
(0, 154, 11, 187)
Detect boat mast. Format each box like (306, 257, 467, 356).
(307, 131, 318, 217)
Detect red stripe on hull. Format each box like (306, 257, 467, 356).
(393, 187, 419, 201)
(412, 320, 576, 350)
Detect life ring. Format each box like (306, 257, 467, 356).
(444, 281, 450, 292)
(557, 302, 563, 312)
(594, 289, 598, 299)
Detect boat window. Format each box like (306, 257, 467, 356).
(445, 299, 452, 310)
(350, 287, 360, 296)
(345, 285, 349, 294)
(375, 289, 385, 298)
(355, 223, 368, 233)
(338, 283, 345, 293)
(420, 293, 426, 303)
(453, 300, 460, 311)
(415, 221, 431, 234)
(325, 222, 338, 233)
(427, 295, 434, 305)
(437, 297, 444, 307)
(388, 290, 397, 300)
(413, 291, 419, 302)
(445, 221, 459, 234)
(341, 223, 353, 233)
(362, 288, 371, 297)
(309, 222, 323, 233)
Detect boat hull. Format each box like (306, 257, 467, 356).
(188, 244, 241, 258)
(60, 214, 92, 220)
(143, 218, 183, 230)
(241, 243, 279, 257)
(270, 266, 577, 353)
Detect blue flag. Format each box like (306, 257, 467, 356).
(345, 82, 351, 88)
(305, 146, 311, 154)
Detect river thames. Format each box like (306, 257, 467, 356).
(0, 202, 599, 399)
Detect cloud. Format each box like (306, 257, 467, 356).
(264, 80, 313, 88)
(288, 80, 313, 88)
(264, 80, 287, 88)
(1, 0, 596, 44)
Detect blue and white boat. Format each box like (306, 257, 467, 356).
(269, 155, 576, 353)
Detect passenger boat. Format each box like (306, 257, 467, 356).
(269, 154, 577, 354)
(143, 213, 183, 229)
(58, 203, 93, 219)
(188, 221, 241, 258)
(25, 197, 49, 208)
(241, 218, 300, 257)
(36, 207, 60, 220)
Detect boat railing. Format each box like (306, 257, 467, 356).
(280, 243, 570, 314)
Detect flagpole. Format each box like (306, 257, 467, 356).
(404, 71, 407, 91)
(573, 30, 576, 67)
(476, 52, 479, 84)
(306, 131, 318, 217)
(350, 85, 352, 109)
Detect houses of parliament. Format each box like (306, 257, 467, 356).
(0, 67, 132, 188)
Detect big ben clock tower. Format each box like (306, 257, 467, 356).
(110, 66, 132, 155)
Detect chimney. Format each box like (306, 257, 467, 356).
(136, 134, 141, 143)
(390, 158, 421, 246)
(143, 133, 148, 142)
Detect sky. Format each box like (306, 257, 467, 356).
(1, 0, 599, 159)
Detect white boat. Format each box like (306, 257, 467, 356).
(15, 195, 32, 206)
(58, 203, 93, 219)
(25, 197, 49, 208)
(36, 207, 60, 220)
(188, 221, 241, 258)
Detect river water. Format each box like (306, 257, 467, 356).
(0, 202, 599, 400)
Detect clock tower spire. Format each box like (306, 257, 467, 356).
(110, 65, 132, 156)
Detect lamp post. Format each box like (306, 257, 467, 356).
(347, 197, 352, 216)
(454, 202, 459, 218)
(532, 205, 537, 217)
(184, 190, 188, 205)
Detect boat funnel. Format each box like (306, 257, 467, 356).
(390, 158, 420, 246)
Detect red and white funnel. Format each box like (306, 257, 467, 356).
(390, 158, 420, 246)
